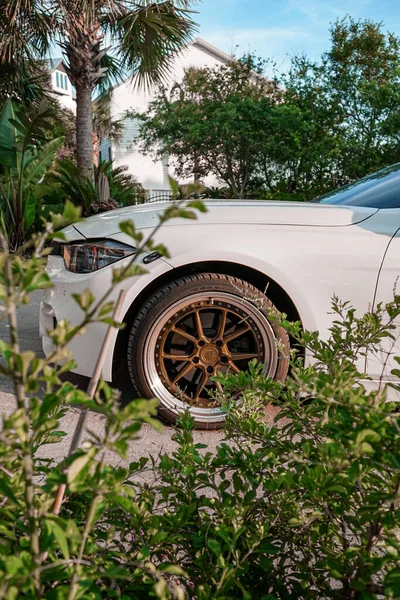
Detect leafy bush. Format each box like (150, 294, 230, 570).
(0, 200, 207, 599)
(0, 199, 399, 597)
(121, 298, 400, 599)
(50, 159, 98, 216)
(96, 160, 146, 206)
(51, 159, 146, 217)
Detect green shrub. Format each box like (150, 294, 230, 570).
(96, 160, 147, 206)
(51, 159, 147, 217)
(0, 200, 205, 599)
(0, 201, 399, 598)
(121, 297, 400, 599)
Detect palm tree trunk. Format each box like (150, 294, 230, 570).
(76, 85, 94, 183)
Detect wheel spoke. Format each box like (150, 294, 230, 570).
(230, 352, 258, 362)
(172, 326, 198, 345)
(224, 323, 251, 343)
(172, 362, 195, 385)
(216, 309, 227, 339)
(228, 361, 241, 374)
(153, 293, 275, 411)
(162, 353, 192, 361)
(195, 309, 205, 340)
(193, 371, 208, 401)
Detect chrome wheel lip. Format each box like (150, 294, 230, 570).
(143, 291, 278, 424)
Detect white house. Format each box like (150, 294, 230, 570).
(46, 58, 76, 113)
(99, 38, 233, 197)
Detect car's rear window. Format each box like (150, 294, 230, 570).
(316, 163, 400, 208)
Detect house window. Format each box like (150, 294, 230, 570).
(55, 71, 68, 91)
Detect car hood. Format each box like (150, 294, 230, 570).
(63, 201, 378, 241)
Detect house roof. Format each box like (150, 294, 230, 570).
(191, 37, 233, 64)
(44, 57, 64, 72)
(107, 37, 235, 94)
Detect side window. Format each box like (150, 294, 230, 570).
(318, 164, 400, 209)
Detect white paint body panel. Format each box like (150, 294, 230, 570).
(365, 214, 400, 383)
(40, 201, 400, 389)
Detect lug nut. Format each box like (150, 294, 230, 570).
(193, 357, 200, 364)
(216, 340, 223, 347)
(221, 356, 228, 364)
(206, 366, 214, 374)
(198, 340, 205, 347)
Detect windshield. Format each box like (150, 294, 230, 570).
(316, 163, 400, 209)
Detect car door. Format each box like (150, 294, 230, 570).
(366, 209, 400, 389)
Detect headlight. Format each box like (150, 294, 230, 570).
(61, 240, 135, 273)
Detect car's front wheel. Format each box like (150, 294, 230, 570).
(127, 273, 290, 428)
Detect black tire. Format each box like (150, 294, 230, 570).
(127, 273, 290, 429)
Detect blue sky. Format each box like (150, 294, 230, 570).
(195, 0, 400, 73)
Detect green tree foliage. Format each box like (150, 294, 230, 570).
(326, 17, 400, 179)
(274, 17, 400, 195)
(135, 17, 400, 200)
(133, 56, 281, 198)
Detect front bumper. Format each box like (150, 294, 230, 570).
(40, 253, 173, 381)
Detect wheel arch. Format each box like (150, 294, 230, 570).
(112, 260, 303, 377)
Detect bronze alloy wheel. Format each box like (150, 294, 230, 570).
(127, 273, 290, 429)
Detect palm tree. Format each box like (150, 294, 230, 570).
(0, 0, 197, 183)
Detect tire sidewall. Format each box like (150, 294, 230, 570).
(127, 274, 290, 428)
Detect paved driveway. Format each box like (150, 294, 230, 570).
(0, 291, 225, 463)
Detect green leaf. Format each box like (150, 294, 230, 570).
(119, 220, 137, 239)
(168, 175, 180, 198)
(0, 478, 18, 504)
(0, 99, 18, 170)
(160, 564, 186, 576)
(72, 289, 95, 312)
(44, 518, 70, 560)
(207, 539, 222, 557)
(385, 568, 400, 596)
(23, 193, 36, 233)
(98, 302, 115, 317)
(67, 452, 94, 485)
(32, 180, 62, 201)
(5, 556, 23, 575)
(187, 199, 207, 212)
(23, 137, 64, 187)
(355, 429, 381, 443)
(112, 263, 147, 284)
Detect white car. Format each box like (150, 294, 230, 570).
(40, 165, 400, 428)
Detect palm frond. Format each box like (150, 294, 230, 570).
(0, 3, 53, 63)
(95, 53, 125, 94)
(113, 1, 198, 88)
(93, 91, 124, 142)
